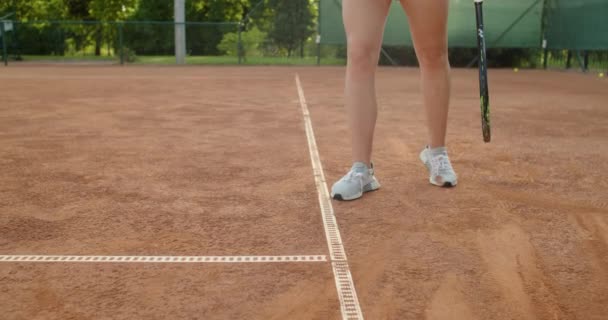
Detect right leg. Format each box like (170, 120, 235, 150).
(331, 0, 390, 201)
(343, 0, 391, 165)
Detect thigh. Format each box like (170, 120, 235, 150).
(342, 0, 392, 49)
(399, 0, 449, 56)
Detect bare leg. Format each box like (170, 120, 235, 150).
(400, 0, 450, 148)
(343, 0, 392, 165)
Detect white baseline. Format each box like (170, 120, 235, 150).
(0, 255, 327, 264)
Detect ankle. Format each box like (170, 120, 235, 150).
(352, 160, 371, 168)
(427, 145, 448, 156)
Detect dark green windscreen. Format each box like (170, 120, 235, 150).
(320, 0, 543, 48)
(544, 0, 608, 50)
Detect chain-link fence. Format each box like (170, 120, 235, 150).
(1, 0, 607, 71)
(319, 0, 608, 72)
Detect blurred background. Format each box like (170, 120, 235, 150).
(0, 0, 606, 72)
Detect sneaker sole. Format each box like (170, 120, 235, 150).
(421, 151, 457, 188)
(332, 180, 380, 201)
(430, 179, 457, 188)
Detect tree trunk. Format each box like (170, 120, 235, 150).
(95, 27, 102, 56)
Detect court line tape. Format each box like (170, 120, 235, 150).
(295, 74, 364, 320)
(0, 255, 327, 264)
(0, 75, 284, 81)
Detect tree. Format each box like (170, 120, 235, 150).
(89, 0, 137, 55)
(89, 0, 136, 21)
(65, 0, 91, 19)
(0, 0, 69, 56)
(187, 0, 248, 55)
(217, 26, 265, 57)
(0, 0, 68, 20)
(130, 0, 172, 21)
(126, 0, 173, 55)
(267, 0, 314, 57)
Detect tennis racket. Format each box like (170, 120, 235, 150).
(474, 0, 491, 142)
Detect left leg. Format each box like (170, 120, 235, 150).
(399, 0, 450, 148)
(400, 0, 457, 187)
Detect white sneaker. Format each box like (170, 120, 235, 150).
(331, 162, 381, 201)
(420, 146, 458, 187)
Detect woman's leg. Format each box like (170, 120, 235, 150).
(399, 0, 450, 148)
(330, 0, 391, 201)
(343, 0, 392, 165)
(400, 0, 458, 187)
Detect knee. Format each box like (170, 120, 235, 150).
(416, 45, 449, 69)
(347, 38, 380, 74)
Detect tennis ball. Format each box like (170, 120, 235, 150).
(513, 68, 519, 72)
(599, 72, 605, 78)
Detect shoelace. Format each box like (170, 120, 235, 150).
(430, 154, 453, 178)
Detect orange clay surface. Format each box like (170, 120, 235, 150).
(1, 65, 607, 319)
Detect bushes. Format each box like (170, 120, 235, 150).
(217, 26, 266, 57)
(117, 46, 137, 63)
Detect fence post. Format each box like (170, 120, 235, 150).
(316, 35, 321, 66)
(59, 25, 65, 56)
(174, 0, 186, 65)
(52, 22, 58, 55)
(583, 51, 589, 72)
(566, 50, 572, 69)
(237, 23, 243, 65)
(1, 22, 7, 66)
(542, 39, 548, 69)
(118, 23, 124, 65)
(316, 0, 321, 66)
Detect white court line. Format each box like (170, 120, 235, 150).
(295, 74, 364, 320)
(0, 75, 285, 81)
(0, 255, 327, 264)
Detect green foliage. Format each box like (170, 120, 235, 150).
(119, 46, 136, 62)
(65, 0, 91, 19)
(11, 23, 69, 55)
(186, 0, 247, 55)
(122, 23, 173, 56)
(0, 0, 68, 20)
(129, 0, 172, 21)
(89, 0, 137, 21)
(125, 0, 249, 56)
(2, 0, 319, 58)
(241, 0, 274, 32)
(191, 0, 248, 22)
(267, 0, 314, 57)
(217, 26, 265, 56)
(123, 0, 173, 55)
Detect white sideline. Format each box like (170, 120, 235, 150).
(295, 73, 364, 320)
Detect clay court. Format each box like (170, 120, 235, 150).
(0, 65, 607, 319)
